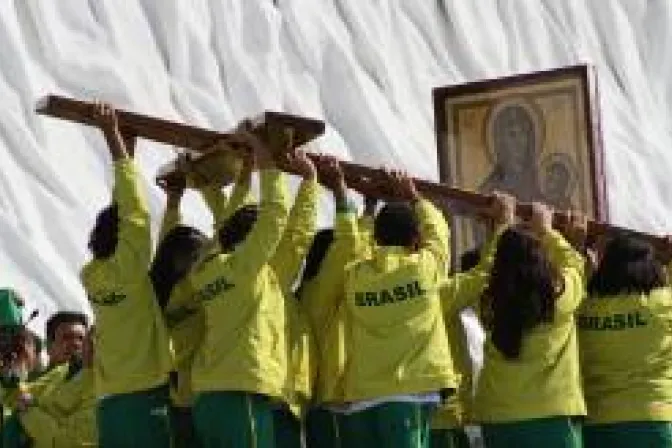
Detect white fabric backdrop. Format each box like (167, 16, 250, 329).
(1, 0, 671, 336)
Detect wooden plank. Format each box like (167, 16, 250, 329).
(35, 95, 325, 153)
(301, 155, 668, 253)
(35, 95, 666, 252)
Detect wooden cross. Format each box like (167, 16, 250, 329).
(36, 95, 670, 254)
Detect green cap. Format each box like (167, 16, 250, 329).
(0, 289, 23, 327)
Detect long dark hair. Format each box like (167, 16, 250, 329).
(588, 233, 666, 297)
(217, 205, 259, 253)
(480, 227, 561, 360)
(150, 226, 208, 310)
(295, 229, 334, 299)
(88, 204, 119, 259)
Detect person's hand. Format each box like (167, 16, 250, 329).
(230, 123, 275, 169)
(386, 169, 419, 201)
(656, 234, 672, 264)
(314, 155, 346, 199)
(239, 146, 257, 175)
(530, 201, 554, 235)
(279, 150, 317, 180)
(92, 101, 131, 160)
(15, 390, 33, 412)
(157, 174, 186, 207)
(92, 101, 119, 134)
(567, 210, 589, 249)
(491, 191, 516, 226)
(364, 194, 378, 216)
(157, 153, 188, 200)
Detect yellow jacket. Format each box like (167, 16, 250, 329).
(342, 199, 457, 401)
(445, 229, 587, 423)
(159, 174, 251, 407)
(81, 159, 172, 396)
(268, 178, 319, 417)
(188, 169, 290, 399)
(300, 206, 368, 404)
(431, 311, 472, 429)
(20, 366, 97, 447)
(579, 286, 672, 423)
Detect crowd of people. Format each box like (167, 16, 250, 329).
(0, 101, 671, 448)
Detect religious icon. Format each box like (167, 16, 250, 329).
(433, 65, 607, 270)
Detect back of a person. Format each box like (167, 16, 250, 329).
(189, 252, 287, 399)
(457, 196, 587, 448)
(579, 287, 672, 423)
(578, 232, 672, 447)
(344, 250, 455, 401)
(83, 259, 172, 396)
(476, 301, 584, 422)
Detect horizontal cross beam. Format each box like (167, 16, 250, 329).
(35, 96, 667, 253)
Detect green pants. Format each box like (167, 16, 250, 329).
(583, 421, 672, 447)
(170, 405, 201, 448)
(341, 402, 432, 448)
(193, 391, 275, 448)
(274, 407, 302, 448)
(305, 408, 344, 448)
(430, 428, 471, 448)
(97, 384, 172, 448)
(482, 416, 582, 448)
(2, 413, 31, 448)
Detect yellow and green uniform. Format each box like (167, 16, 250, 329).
(342, 199, 457, 401)
(300, 207, 370, 406)
(579, 280, 672, 446)
(430, 309, 473, 448)
(337, 199, 455, 448)
(19, 365, 97, 447)
(301, 202, 367, 447)
(579, 286, 672, 423)
(160, 171, 252, 409)
(189, 168, 289, 447)
(1, 367, 67, 447)
(81, 159, 172, 446)
(268, 178, 319, 448)
(443, 229, 586, 447)
(267, 178, 319, 420)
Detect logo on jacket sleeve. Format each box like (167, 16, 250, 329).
(577, 311, 648, 330)
(89, 292, 127, 306)
(193, 276, 235, 303)
(354, 281, 427, 307)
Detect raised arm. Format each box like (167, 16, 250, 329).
(225, 131, 290, 278)
(386, 169, 450, 269)
(269, 150, 319, 292)
(156, 168, 186, 242)
(92, 103, 151, 268)
(197, 151, 254, 234)
(356, 194, 377, 257)
(300, 156, 361, 325)
(441, 191, 515, 315)
(531, 202, 587, 314)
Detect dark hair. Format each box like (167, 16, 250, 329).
(302, 229, 335, 283)
(459, 247, 482, 273)
(217, 205, 259, 253)
(46, 312, 88, 344)
(480, 227, 561, 360)
(88, 204, 119, 259)
(150, 225, 208, 310)
(374, 202, 419, 247)
(588, 233, 666, 297)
